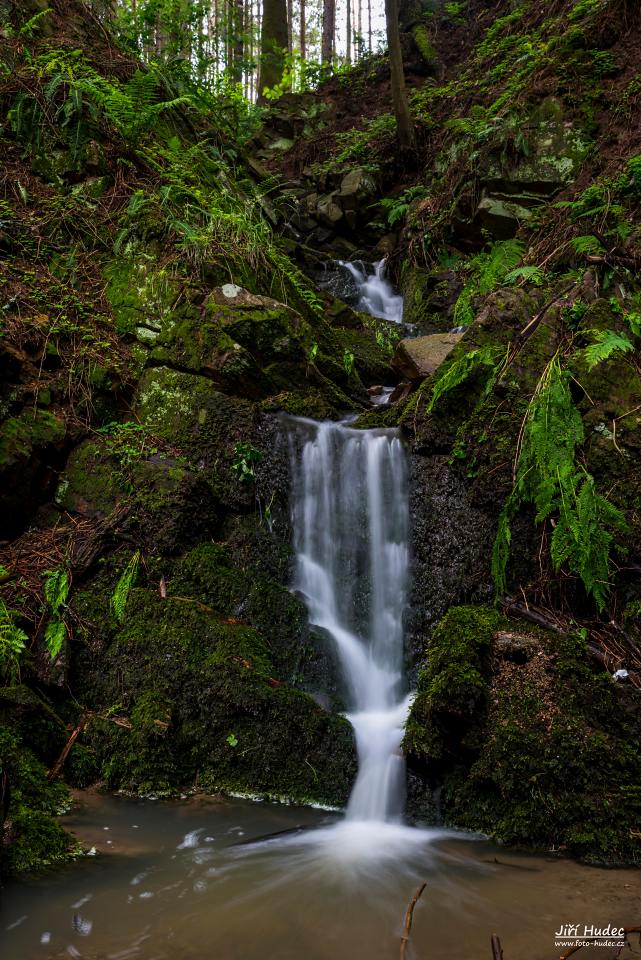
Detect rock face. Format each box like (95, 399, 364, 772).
(452, 99, 591, 242)
(391, 332, 464, 380)
(404, 606, 641, 864)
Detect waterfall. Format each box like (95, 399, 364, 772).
(338, 260, 404, 324)
(288, 419, 412, 825)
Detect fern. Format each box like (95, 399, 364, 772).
(491, 505, 513, 600)
(513, 358, 584, 522)
(551, 473, 626, 610)
(453, 240, 525, 327)
(492, 357, 626, 608)
(0, 599, 28, 683)
(111, 551, 140, 623)
(582, 329, 634, 370)
(43, 567, 70, 659)
(504, 265, 544, 286)
(427, 346, 499, 414)
(571, 234, 604, 256)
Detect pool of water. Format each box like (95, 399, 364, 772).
(1, 792, 639, 960)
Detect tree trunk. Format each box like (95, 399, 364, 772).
(384, 0, 414, 148)
(287, 0, 293, 53)
(233, 0, 244, 83)
(321, 0, 335, 62)
(368, 0, 372, 51)
(346, 0, 352, 63)
(300, 0, 306, 59)
(257, 0, 288, 100)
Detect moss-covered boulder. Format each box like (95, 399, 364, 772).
(0, 724, 74, 878)
(57, 437, 220, 553)
(0, 407, 67, 536)
(405, 605, 641, 864)
(71, 586, 356, 805)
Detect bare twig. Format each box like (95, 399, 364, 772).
(47, 716, 88, 782)
(400, 883, 427, 960)
(491, 934, 504, 960)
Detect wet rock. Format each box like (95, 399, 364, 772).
(316, 193, 344, 227)
(391, 332, 464, 381)
(477, 195, 533, 239)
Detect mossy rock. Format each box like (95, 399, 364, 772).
(133, 368, 259, 508)
(57, 438, 220, 553)
(405, 605, 641, 863)
(72, 587, 356, 805)
(0, 407, 67, 535)
(404, 605, 502, 763)
(0, 724, 74, 879)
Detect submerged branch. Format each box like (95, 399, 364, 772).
(399, 882, 427, 960)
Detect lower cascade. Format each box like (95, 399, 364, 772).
(288, 417, 412, 826)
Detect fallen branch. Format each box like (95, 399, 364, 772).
(400, 882, 427, 960)
(502, 598, 564, 634)
(491, 934, 504, 960)
(47, 715, 88, 782)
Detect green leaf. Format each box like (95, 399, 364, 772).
(582, 329, 634, 370)
(111, 551, 140, 624)
(44, 619, 66, 660)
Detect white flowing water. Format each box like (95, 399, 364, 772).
(338, 258, 404, 323)
(288, 419, 413, 829)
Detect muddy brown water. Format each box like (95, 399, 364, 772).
(1, 792, 639, 960)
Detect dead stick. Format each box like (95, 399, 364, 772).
(400, 882, 427, 960)
(47, 717, 87, 782)
(491, 934, 504, 960)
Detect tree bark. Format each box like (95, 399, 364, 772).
(346, 0, 352, 63)
(257, 0, 288, 100)
(300, 0, 306, 59)
(321, 0, 335, 62)
(232, 0, 244, 83)
(384, 0, 414, 147)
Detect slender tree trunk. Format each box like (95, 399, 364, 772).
(357, 0, 362, 58)
(287, 0, 293, 53)
(321, 0, 335, 61)
(232, 0, 244, 82)
(384, 0, 414, 147)
(300, 0, 306, 59)
(257, 0, 288, 100)
(346, 0, 352, 63)
(368, 0, 372, 51)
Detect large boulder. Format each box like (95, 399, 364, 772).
(391, 332, 464, 381)
(404, 605, 641, 864)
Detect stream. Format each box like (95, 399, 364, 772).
(1, 792, 639, 960)
(2, 265, 639, 960)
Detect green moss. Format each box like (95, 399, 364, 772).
(0, 409, 65, 468)
(73, 586, 356, 804)
(0, 724, 74, 878)
(405, 608, 641, 863)
(412, 23, 437, 66)
(404, 605, 502, 761)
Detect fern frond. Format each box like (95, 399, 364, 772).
(427, 345, 499, 414)
(0, 598, 28, 682)
(43, 567, 70, 614)
(491, 505, 512, 599)
(582, 329, 634, 370)
(111, 551, 141, 624)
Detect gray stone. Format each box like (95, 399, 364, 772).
(391, 332, 464, 381)
(316, 193, 344, 227)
